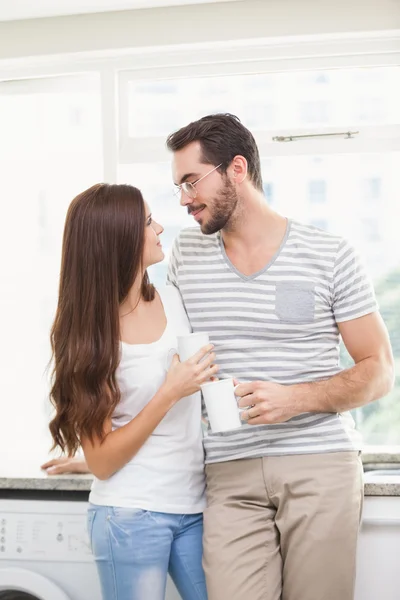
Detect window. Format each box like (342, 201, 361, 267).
(119, 65, 400, 154)
(118, 62, 400, 448)
(309, 219, 329, 231)
(357, 97, 384, 123)
(362, 218, 381, 243)
(1, 36, 399, 458)
(118, 162, 192, 287)
(308, 180, 327, 204)
(299, 100, 330, 124)
(263, 182, 274, 204)
(315, 73, 329, 84)
(363, 177, 382, 203)
(0, 74, 103, 460)
(264, 153, 398, 445)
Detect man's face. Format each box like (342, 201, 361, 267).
(172, 141, 239, 235)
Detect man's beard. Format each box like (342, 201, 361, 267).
(201, 179, 239, 235)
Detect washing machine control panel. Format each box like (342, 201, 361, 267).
(0, 512, 93, 562)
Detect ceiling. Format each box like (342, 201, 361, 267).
(0, 0, 240, 22)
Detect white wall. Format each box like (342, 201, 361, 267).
(0, 0, 399, 61)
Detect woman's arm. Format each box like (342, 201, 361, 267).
(41, 456, 90, 474)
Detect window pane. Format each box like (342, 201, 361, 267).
(308, 180, 327, 203)
(0, 74, 103, 461)
(121, 63, 400, 449)
(118, 163, 192, 287)
(260, 152, 400, 445)
(121, 153, 399, 446)
(126, 66, 400, 138)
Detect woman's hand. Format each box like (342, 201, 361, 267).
(41, 456, 91, 475)
(163, 343, 218, 401)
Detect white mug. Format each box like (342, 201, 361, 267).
(200, 377, 242, 433)
(177, 332, 210, 362)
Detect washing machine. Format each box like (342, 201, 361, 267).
(0, 494, 181, 599)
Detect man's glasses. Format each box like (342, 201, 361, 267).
(174, 163, 222, 199)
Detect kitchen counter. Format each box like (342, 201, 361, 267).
(0, 466, 399, 496)
(0, 467, 93, 492)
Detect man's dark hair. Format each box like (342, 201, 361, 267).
(166, 113, 263, 192)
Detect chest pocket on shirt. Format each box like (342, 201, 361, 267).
(275, 281, 316, 324)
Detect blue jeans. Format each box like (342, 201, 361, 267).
(87, 504, 207, 600)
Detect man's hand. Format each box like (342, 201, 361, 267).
(41, 456, 91, 475)
(236, 381, 300, 425)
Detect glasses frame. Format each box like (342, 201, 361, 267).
(174, 163, 223, 199)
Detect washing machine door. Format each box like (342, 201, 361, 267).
(0, 568, 71, 600)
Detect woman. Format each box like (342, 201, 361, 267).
(48, 183, 218, 600)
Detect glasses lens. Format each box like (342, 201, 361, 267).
(182, 182, 196, 198)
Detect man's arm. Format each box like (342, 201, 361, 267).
(315, 311, 394, 411)
(237, 312, 395, 425)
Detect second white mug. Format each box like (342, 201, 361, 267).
(200, 377, 242, 433)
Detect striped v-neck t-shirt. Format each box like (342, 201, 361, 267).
(167, 219, 378, 464)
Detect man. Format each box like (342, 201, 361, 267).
(166, 113, 394, 600)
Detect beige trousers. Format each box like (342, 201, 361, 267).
(203, 451, 364, 600)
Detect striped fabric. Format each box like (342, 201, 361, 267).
(167, 219, 378, 464)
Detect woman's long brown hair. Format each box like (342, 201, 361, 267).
(49, 183, 155, 455)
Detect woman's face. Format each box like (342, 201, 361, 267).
(142, 202, 165, 269)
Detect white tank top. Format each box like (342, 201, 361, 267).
(89, 286, 206, 514)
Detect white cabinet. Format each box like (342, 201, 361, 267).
(355, 496, 400, 600)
